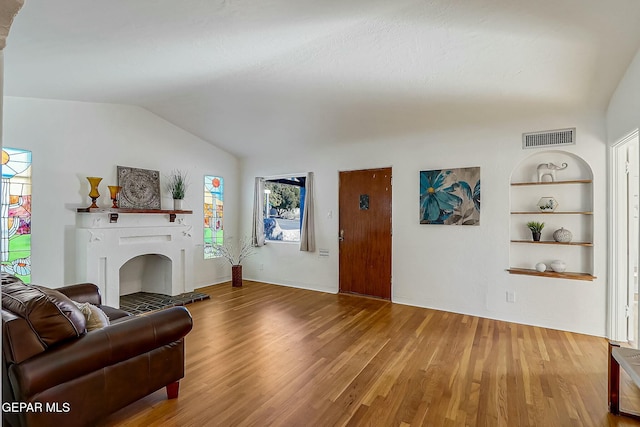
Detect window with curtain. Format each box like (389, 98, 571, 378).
(253, 172, 315, 252)
(1, 148, 32, 282)
(263, 176, 305, 242)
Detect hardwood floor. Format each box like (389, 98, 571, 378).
(99, 281, 640, 426)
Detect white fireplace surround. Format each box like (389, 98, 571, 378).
(76, 211, 194, 308)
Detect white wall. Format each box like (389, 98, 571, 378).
(240, 113, 609, 336)
(3, 96, 239, 288)
(606, 47, 640, 340)
(607, 47, 640, 144)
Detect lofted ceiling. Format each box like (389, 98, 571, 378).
(4, 0, 640, 157)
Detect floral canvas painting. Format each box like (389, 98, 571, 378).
(420, 167, 480, 225)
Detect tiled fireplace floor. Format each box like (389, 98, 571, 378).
(119, 291, 210, 315)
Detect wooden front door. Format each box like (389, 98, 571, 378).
(339, 168, 392, 300)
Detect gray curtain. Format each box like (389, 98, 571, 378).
(251, 177, 265, 247)
(300, 172, 315, 252)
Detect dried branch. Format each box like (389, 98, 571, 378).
(213, 237, 256, 266)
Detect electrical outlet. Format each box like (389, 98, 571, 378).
(259, 263, 264, 271)
(506, 291, 516, 303)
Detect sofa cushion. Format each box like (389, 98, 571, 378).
(73, 302, 110, 331)
(1, 275, 86, 347)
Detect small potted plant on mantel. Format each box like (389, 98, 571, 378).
(526, 221, 545, 242)
(213, 237, 256, 287)
(166, 169, 188, 210)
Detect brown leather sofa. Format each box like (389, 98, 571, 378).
(1, 273, 193, 427)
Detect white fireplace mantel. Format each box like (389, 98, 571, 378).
(75, 211, 194, 308)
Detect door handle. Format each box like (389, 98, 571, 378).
(339, 229, 344, 242)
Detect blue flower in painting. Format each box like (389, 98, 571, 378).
(420, 170, 462, 223)
(473, 179, 480, 211)
(450, 179, 480, 211)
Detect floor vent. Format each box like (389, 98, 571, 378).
(522, 128, 576, 149)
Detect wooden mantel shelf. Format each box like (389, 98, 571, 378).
(507, 268, 596, 281)
(76, 208, 193, 223)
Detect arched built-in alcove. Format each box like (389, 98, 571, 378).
(508, 150, 595, 280)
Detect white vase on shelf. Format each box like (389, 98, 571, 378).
(550, 260, 567, 273)
(173, 199, 183, 210)
(553, 227, 573, 243)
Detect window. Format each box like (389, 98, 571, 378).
(203, 175, 223, 259)
(264, 176, 306, 242)
(1, 148, 32, 282)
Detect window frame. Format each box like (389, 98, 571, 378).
(263, 174, 306, 243)
(203, 175, 224, 259)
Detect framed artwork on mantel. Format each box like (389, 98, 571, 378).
(117, 166, 161, 209)
(419, 166, 480, 225)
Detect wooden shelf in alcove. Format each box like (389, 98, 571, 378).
(507, 268, 596, 281)
(511, 211, 593, 215)
(510, 240, 593, 247)
(76, 208, 192, 223)
(510, 179, 593, 186)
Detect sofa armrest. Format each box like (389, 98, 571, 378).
(57, 283, 102, 306)
(2, 311, 46, 364)
(8, 306, 193, 398)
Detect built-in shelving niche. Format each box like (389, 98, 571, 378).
(508, 150, 595, 281)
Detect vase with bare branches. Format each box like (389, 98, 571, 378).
(213, 237, 256, 287)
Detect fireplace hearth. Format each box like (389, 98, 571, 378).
(120, 290, 209, 315)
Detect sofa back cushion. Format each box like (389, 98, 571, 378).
(1, 275, 86, 348)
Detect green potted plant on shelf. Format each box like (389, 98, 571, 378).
(526, 221, 544, 242)
(166, 169, 188, 210)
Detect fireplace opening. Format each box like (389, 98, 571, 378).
(119, 254, 171, 296)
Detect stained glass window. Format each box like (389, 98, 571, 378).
(1, 148, 32, 282)
(204, 175, 223, 259)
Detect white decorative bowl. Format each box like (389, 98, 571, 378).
(550, 260, 567, 273)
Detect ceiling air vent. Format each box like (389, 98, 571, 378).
(522, 128, 576, 149)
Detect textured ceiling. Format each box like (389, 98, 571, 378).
(4, 0, 640, 157)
